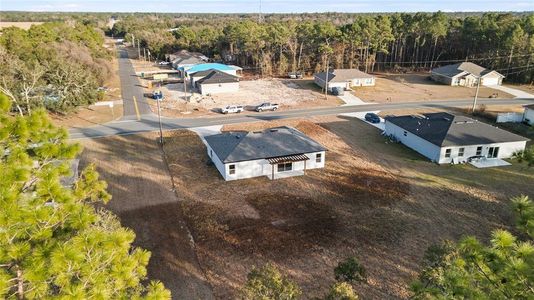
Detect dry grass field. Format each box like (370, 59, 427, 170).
(0, 21, 43, 30)
(354, 73, 514, 102)
(160, 117, 534, 299)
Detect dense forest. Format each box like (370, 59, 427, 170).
(107, 12, 534, 83)
(0, 22, 112, 114)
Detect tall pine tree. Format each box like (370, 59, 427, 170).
(0, 94, 170, 299)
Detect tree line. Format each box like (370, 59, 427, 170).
(110, 12, 534, 83)
(0, 22, 113, 115)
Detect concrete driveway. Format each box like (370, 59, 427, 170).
(338, 93, 369, 106)
(489, 85, 534, 98)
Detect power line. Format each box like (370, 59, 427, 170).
(370, 53, 533, 65)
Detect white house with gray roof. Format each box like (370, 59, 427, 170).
(431, 62, 504, 87)
(523, 104, 534, 126)
(385, 112, 529, 164)
(314, 69, 375, 91)
(204, 126, 326, 181)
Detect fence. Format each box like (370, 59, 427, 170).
(496, 112, 524, 123)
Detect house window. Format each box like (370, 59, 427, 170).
(316, 153, 322, 163)
(277, 162, 293, 172)
(445, 149, 452, 158)
(476, 146, 483, 156)
(458, 148, 465, 157)
(229, 164, 236, 175)
(403, 131, 407, 136)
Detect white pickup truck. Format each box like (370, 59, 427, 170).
(255, 102, 279, 112)
(221, 105, 244, 114)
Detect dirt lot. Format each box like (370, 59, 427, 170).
(354, 73, 514, 103)
(162, 117, 534, 299)
(79, 133, 214, 300)
(0, 21, 43, 30)
(504, 83, 534, 94)
(51, 104, 123, 129)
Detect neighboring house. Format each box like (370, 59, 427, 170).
(524, 104, 534, 125)
(385, 112, 529, 164)
(204, 126, 326, 181)
(431, 62, 504, 87)
(196, 70, 240, 95)
(314, 69, 375, 91)
(166, 50, 208, 69)
(180, 63, 242, 78)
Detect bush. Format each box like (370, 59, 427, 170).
(241, 263, 301, 300)
(325, 282, 358, 300)
(334, 257, 367, 284)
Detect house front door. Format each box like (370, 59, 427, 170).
(488, 147, 500, 158)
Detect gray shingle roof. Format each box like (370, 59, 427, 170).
(315, 69, 374, 83)
(205, 126, 327, 163)
(431, 62, 503, 78)
(196, 70, 239, 85)
(385, 112, 529, 147)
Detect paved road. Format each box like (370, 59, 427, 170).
(118, 49, 153, 118)
(70, 98, 534, 139)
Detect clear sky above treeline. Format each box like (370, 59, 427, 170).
(1, 0, 532, 13)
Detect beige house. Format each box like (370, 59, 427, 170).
(431, 62, 504, 87)
(314, 69, 375, 91)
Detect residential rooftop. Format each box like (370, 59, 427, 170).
(385, 112, 529, 147)
(431, 62, 501, 78)
(196, 69, 239, 85)
(204, 126, 326, 163)
(315, 69, 374, 83)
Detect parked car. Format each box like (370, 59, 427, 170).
(331, 87, 345, 96)
(256, 103, 279, 112)
(221, 105, 244, 114)
(364, 112, 381, 123)
(288, 72, 303, 79)
(152, 90, 164, 101)
(158, 61, 170, 65)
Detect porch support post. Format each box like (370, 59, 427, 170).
(304, 160, 307, 175)
(271, 164, 274, 180)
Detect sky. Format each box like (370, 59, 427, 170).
(0, 0, 532, 13)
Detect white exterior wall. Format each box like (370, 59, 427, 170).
(481, 72, 503, 86)
(437, 141, 527, 164)
(207, 150, 326, 181)
(352, 77, 375, 87)
(199, 82, 239, 95)
(524, 108, 534, 125)
(385, 121, 442, 162)
(206, 143, 228, 180)
(314, 76, 346, 90)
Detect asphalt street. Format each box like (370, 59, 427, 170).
(118, 49, 153, 118)
(70, 98, 534, 139)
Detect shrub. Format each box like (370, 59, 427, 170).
(241, 263, 301, 300)
(334, 257, 367, 284)
(325, 282, 358, 300)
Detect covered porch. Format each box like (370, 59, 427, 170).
(267, 154, 310, 180)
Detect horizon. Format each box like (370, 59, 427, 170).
(1, 0, 532, 13)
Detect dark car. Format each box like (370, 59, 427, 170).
(365, 113, 381, 123)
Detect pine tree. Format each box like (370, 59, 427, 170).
(0, 94, 170, 299)
(411, 195, 534, 299)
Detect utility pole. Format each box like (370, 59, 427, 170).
(324, 56, 329, 100)
(183, 74, 188, 102)
(471, 76, 481, 114)
(156, 89, 163, 144)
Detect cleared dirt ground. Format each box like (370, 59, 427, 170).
(162, 117, 534, 299)
(78, 133, 214, 300)
(354, 73, 514, 103)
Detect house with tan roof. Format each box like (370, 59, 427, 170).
(314, 69, 375, 91)
(431, 62, 504, 87)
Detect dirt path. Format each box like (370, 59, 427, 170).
(79, 133, 214, 300)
